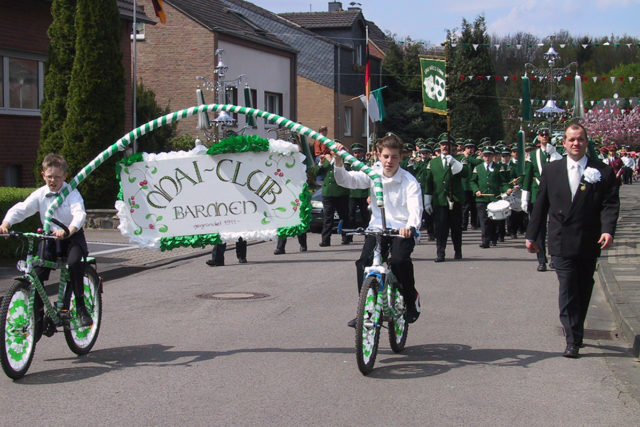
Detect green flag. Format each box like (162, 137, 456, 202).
(420, 57, 447, 115)
(522, 76, 532, 121)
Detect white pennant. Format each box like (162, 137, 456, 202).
(494, 44, 500, 49)
(590, 100, 595, 106)
(592, 76, 598, 83)
(516, 44, 522, 49)
(556, 76, 562, 82)
(616, 100, 620, 105)
(627, 43, 632, 48)
(559, 44, 566, 48)
(582, 44, 588, 49)
(472, 44, 479, 50)
(468, 76, 474, 81)
(451, 43, 457, 47)
(610, 76, 616, 83)
(629, 76, 634, 82)
(503, 76, 509, 81)
(519, 98, 523, 104)
(603, 42, 610, 46)
(486, 75, 491, 80)
(537, 43, 544, 47)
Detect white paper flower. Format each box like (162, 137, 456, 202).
(583, 167, 601, 184)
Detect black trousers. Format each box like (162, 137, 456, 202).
(462, 190, 478, 229)
(433, 203, 462, 258)
(321, 196, 349, 244)
(348, 197, 370, 229)
(210, 238, 247, 264)
(275, 234, 307, 251)
(529, 202, 548, 265)
(476, 202, 496, 246)
(552, 256, 597, 345)
(623, 167, 633, 184)
(508, 210, 526, 236)
(36, 230, 88, 310)
(355, 235, 416, 306)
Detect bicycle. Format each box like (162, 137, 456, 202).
(0, 219, 102, 379)
(345, 226, 418, 375)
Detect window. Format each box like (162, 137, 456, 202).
(361, 109, 367, 137)
(264, 91, 282, 116)
(4, 165, 20, 187)
(131, 22, 145, 40)
(344, 106, 352, 136)
(1, 52, 45, 115)
(354, 43, 363, 66)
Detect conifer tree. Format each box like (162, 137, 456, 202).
(61, 0, 124, 208)
(36, 0, 76, 179)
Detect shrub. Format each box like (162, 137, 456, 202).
(0, 188, 41, 259)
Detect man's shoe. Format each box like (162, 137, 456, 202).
(405, 292, 421, 324)
(347, 318, 357, 328)
(238, 258, 248, 264)
(454, 252, 462, 260)
(434, 257, 445, 263)
(274, 249, 285, 255)
(77, 306, 93, 327)
(341, 240, 351, 245)
(563, 344, 580, 358)
(549, 261, 556, 269)
(206, 259, 223, 267)
(300, 245, 307, 252)
(319, 242, 330, 247)
(537, 263, 547, 272)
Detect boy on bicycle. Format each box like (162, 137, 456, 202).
(332, 134, 423, 326)
(0, 153, 92, 326)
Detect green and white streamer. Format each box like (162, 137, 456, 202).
(43, 104, 384, 233)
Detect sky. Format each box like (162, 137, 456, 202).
(249, 0, 640, 45)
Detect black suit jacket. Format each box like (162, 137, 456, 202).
(526, 156, 619, 259)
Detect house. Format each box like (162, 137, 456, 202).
(0, 0, 153, 187)
(134, 0, 297, 139)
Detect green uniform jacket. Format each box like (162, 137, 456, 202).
(424, 156, 469, 206)
(315, 160, 349, 197)
(522, 148, 553, 203)
(470, 162, 509, 203)
(401, 158, 420, 178)
(460, 155, 481, 191)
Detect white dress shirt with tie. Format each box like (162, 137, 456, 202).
(566, 155, 588, 200)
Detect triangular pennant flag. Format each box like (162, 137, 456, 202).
(472, 44, 479, 50)
(590, 100, 595, 106)
(620, 76, 625, 82)
(485, 75, 491, 80)
(566, 76, 572, 81)
(516, 44, 522, 49)
(460, 75, 465, 81)
(616, 100, 620, 105)
(583, 76, 588, 82)
(556, 76, 562, 82)
(468, 76, 474, 81)
(494, 75, 500, 81)
(451, 43, 457, 47)
(559, 44, 566, 48)
(610, 76, 616, 83)
(627, 43, 632, 48)
(477, 75, 483, 79)
(630, 76, 634, 82)
(582, 44, 588, 49)
(494, 44, 500, 49)
(592, 76, 598, 83)
(537, 43, 544, 47)
(603, 42, 610, 46)
(601, 76, 607, 82)
(503, 76, 509, 82)
(519, 98, 523, 104)
(512, 75, 518, 82)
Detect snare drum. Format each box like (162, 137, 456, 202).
(487, 200, 511, 220)
(507, 188, 522, 212)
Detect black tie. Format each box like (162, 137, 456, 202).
(45, 192, 59, 198)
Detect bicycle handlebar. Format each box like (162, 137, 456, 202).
(0, 218, 69, 241)
(340, 226, 418, 238)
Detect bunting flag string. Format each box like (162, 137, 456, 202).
(458, 74, 639, 83)
(445, 42, 640, 49)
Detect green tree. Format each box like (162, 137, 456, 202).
(447, 16, 503, 142)
(135, 82, 177, 153)
(61, 0, 124, 208)
(36, 0, 75, 179)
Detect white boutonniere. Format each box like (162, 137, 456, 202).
(583, 167, 602, 184)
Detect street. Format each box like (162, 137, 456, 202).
(1, 230, 639, 425)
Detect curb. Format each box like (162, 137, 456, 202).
(598, 257, 640, 358)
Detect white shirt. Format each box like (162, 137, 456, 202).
(566, 155, 588, 198)
(3, 182, 86, 231)
(334, 165, 423, 231)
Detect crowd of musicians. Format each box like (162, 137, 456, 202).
(310, 122, 634, 271)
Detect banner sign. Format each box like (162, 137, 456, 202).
(420, 57, 447, 116)
(115, 137, 309, 250)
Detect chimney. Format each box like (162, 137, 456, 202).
(328, 2, 343, 12)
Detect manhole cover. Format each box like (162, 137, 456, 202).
(196, 292, 269, 300)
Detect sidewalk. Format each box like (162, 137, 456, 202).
(597, 182, 640, 357)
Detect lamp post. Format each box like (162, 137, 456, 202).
(196, 49, 246, 144)
(524, 43, 577, 127)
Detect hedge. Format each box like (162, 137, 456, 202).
(0, 187, 41, 259)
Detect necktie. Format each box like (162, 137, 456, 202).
(569, 163, 581, 200)
(45, 192, 59, 198)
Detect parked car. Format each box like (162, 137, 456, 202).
(309, 189, 369, 233)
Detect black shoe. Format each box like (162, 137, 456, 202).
(77, 306, 93, 327)
(347, 318, 357, 328)
(274, 249, 285, 255)
(434, 257, 445, 263)
(549, 261, 556, 269)
(537, 263, 547, 272)
(206, 259, 224, 267)
(454, 253, 462, 260)
(238, 258, 247, 264)
(405, 306, 420, 323)
(319, 242, 330, 247)
(300, 245, 307, 252)
(563, 344, 579, 358)
(341, 240, 351, 245)
(577, 341, 585, 348)
(479, 243, 490, 248)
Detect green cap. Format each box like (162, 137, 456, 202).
(351, 143, 365, 152)
(403, 143, 415, 152)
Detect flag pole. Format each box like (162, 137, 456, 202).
(133, 0, 138, 153)
(365, 25, 370, 152)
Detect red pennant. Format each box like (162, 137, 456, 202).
(512, 75, 518, 81)
(477, 75, 483, 79)
(620, 76, 625, 82)
(494, 75, 500, 81)
(460, 75, 465, 81)
(601, 76, 606, 82)
(566, 76, 571, 81)
(583, 76, 588, 82)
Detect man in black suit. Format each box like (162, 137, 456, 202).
(526, 123, 619, 358)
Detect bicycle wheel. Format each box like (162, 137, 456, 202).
(64, 266, 102, 355)
(388, 285, 408, 353)
(0, 280, 36, 379)
(355, 276, 382, 375)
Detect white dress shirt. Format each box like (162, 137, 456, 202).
(3, 182, 86, 231)
(334, 165, 423, 231)
(566, 155, 588, 199)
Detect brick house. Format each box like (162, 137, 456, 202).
(134, 0, 296, 139)
(0, 0, 153, 187)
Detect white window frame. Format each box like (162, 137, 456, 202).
(264, 91, 283, 128)
(131, 22, 145, 40)
(344, 106, 352, 136)
(0, 50, 45, 117)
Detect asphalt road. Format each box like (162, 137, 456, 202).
(1, 231, 639, 425)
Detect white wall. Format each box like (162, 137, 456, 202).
(218, 40, 292, 138)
